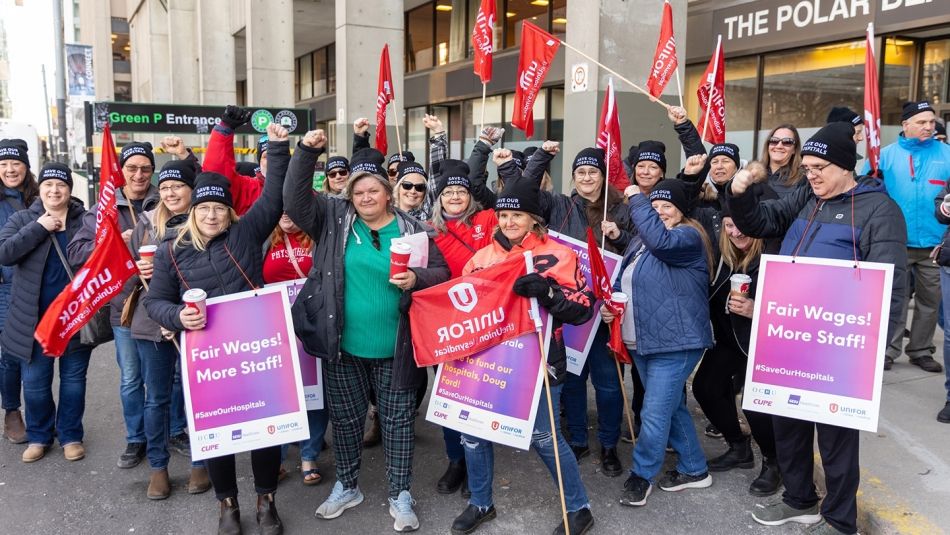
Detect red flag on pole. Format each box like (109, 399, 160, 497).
(697, 35, 726, 144)
(375, 44, 395, 156)
(511, 21, 560, 139)
(471, 0, 495, 83)
(586, 228, 630, 364)
(34, 124, 138, 356)
(646, 1, 678, 98)
(863, 23, 882, 177)
(596, 78, 631, 191)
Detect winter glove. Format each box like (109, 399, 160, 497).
(513, 273, 557, 306)
(942, 193, 950, 217)
(220, 105, 253, 130)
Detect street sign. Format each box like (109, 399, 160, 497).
(90, 101, 311, 135)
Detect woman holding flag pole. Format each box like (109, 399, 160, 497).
(453, 161, 595, 535)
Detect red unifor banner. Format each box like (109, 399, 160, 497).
(585, 229, 630, 364)
(35, 123, 138, 356)
(697, 35, 726, 145)
(646, 1, 678, 98)
(863, 23, 881, 177)
(511, 21, 560, 139)
(375, 44, 395, 157)
(471, 0, 495, 84)
(410, 253, 535, 367)
(596, 78, 631, 191)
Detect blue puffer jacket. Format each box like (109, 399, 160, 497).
(614, 194, 713, 356)
(0, 188, 27, 331)
(865, 134, 950, 248)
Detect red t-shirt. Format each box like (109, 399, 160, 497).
(262, 232, 314, 284)
(433, 209, 498, 278)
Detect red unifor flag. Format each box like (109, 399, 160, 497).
(586, 229, 630, 364)
(375, 44, 395, 157)
(471, 0, 495, 83)
(511, 21, 560, 139)
(35, 123, 138, 356)
(646, 0, 678, 98)
(410, 253, 536, 367)
(863, 23, 882, 176)
(697, 35, 726, 144)
(596, 78, 631, 191)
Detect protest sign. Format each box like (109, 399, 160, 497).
(266, 279, 324, 410)
(427, 310, 552, 450)
(742, 255, 893, 432)
(547, 231, 622, 375)
(181, 286, 309, 460)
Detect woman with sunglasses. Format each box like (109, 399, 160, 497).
(144, 122, 290, 534)
(324, 156, 350, 197)
(758, 125, 804, 198)
(284, 133, 449, 532)
(393, 162, 429, 220)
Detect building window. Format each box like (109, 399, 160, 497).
(298, 54, 313, 101)
(407, 4, 435, 72)
(504, 0, 549, 48)
(295, 45, 335, 103)
(435, 0, 468, 66)
(920, 39, 950, 106)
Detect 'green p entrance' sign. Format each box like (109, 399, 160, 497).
(92, 102, 311, 135)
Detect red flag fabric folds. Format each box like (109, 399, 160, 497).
(511, 21, 560, 139)
(696, 36, 726, 145)
(375, 44, 395, 156)
(646, 1, 678, 99)
(595, 79, 631, 191)
(586, 229, 630, 364)
(471, 0, 495, 84)
(863, 24, 882, 176)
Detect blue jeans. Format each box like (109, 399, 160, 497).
(137, 339, 200, 469)
(562, 325, 623, 448)
(170, 357, 187, 436)
(462, 384, 590, 512)
(631, 348, 707, 481)
(443, 426, 464, 462)
(113, 326, 145, 443)
(280, 408, 329, 463)
(940, 268, 950, 401)
(19, 344, 93, 445)
(0, 351, 22, 411)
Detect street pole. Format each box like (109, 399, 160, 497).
(52, 0, 68, 164)
(41, 64, 55, 165)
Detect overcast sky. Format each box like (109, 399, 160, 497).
(2, 0, 57, 135)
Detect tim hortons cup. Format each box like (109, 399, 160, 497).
(608, 292, 628, 315)
(182, 288, 207, 316)
(390, 242, 412, 277)
(730, 274, 752, 298)
(138, 244, 158, 260)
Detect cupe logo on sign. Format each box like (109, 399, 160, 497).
(251, 110, 274, 133)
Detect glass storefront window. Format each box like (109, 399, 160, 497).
(921, 39, 950, 105)
(298, 54, 313, 101)
(313, 49, 328, 97)
(505, 0, 549, 48)
(327, 44, 337, 94)
(407, 4, 435, 72)
(881, 38, 917, 147)
(435, 0, 467, 66)
(551, 0, 567, 41)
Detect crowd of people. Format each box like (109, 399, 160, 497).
(0, 99, 948, 535)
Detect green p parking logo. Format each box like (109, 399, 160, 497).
(251, 109, 274, 133)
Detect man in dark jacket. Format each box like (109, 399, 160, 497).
(728, 123, 907, 535)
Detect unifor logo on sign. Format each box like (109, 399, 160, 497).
(448, 282, 478, 313)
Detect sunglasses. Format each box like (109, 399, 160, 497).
(768, 137, 796, 147)
(327, 170, 348, 179)
(400, 182, 427, 193)
(370, 229, 381, 251)
(388, 169, 399, 177)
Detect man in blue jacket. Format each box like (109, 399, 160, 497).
(867, 101, 950, 373)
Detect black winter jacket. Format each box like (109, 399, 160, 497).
(143, 141, 289, 331)
(933, 182, 950, 267)
(0, 198, 86, 361)
(0, 188, 28, 331)
(283, 141, 451, 391)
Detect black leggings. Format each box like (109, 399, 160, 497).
(693, 342, 776, 459)
(206, 445, 282, 501)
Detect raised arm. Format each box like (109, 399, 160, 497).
(725, 164, 810, 240)
(466, 127, 503, 209)
(284, 130, 329, 240)
(626, 191, 704, 267)
(524, 140, 557, 184)
(669, 106, 706, 158)
(237, 124, 292, 246)
(353, 118, 371, 153)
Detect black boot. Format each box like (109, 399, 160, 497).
(256, 493, 283, 535)
(748, 457, 782, 497)
(707, 436, 754, 472)
(451, 504, 496, 535)
(437, 459, 467, 494)
(600, 447, 622, 477)
(218, 497, 242, 535)
(553, 507, 594, 535)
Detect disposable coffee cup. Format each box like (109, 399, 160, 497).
(182, 288, 207, 316)
(608, 292, 628, 315)
(390, 242, 412, 277)
(138, 244, 158, 261)
(730, 274, 752, 297)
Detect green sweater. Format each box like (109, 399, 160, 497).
(341, 218, 403, 358)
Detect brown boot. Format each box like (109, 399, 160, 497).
(256, 493, 283, 535)
(188, 465, 212, 494)
(218, 497, 241, 535)
(4, 410, 26, 444)
(147, 469, 171, 500)
(363, 406, 381, 447)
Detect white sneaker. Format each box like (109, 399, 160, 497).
(388, 490, 419, 532)
(315, 481, 364, 519)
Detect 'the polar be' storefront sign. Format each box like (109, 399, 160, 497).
(93, 102, 311, 135)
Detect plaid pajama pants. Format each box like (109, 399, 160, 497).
(325, 352, 417, 498)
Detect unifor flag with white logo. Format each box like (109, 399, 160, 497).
(646, 0, 678, 98)
(35, 123, 137, 356)
(471, 0, 495, 83)
(375, 44, 395, 157)
(863, 23, 881, 177)
(696, 34, 726, 144)
(511, 21, 560, 139)
(595, 78, 631, 190)
(410, 253, 535, 367)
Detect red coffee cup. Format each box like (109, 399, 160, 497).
(138, 244, 158, 261)
(390, 242, 412, 277)
(182, 288, 207, 317)
(730, 274, 752, 297)
(608, 292, 628, 315)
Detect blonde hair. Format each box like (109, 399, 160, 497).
(678, 217, 715, 282)
(173, 207, 239, 251)
(718, 220, 763, 274)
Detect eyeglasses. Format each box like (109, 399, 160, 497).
(327, 170, 348, 179)
(799, 163, 833, 177)
(370, 229, 381, 251)
(388, 168, 399, 177)
(440, 189, 470, 198)
(159, 183, 189, 194)
(195, 204, 229, 216)
(124, 165, 154, 174)
(768, 137, 796, 147)
(400, 182, 426, 193)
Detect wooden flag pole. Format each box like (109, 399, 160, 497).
(480, 83, 487, 134)
(391, 102, 405, 161)
(558, 40, 670, 111)
(700, 35, 722, 143)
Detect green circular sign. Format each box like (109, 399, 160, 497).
(250, 109, 274, 133)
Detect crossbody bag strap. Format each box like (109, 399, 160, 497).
(223, 243, 259, 290)
(443, 225, 477, 254)
(168, 241, 191, 290)
(282, 234, 307, 279)
(49, 231, 76, 279)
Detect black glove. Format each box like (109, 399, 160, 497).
(220, 105, 253, 130)
(513, 273, 556, 304)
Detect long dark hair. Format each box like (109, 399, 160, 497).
(583, 185, 625, 254)
(4, 170, 40, 206)
(758, 124, 803, 187)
